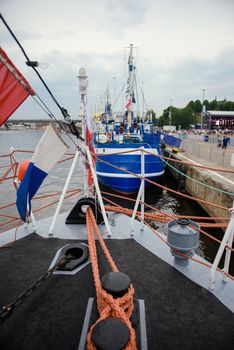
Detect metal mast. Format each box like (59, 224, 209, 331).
(201, 88, 206, 130)
(78, 68, 89, 196)
(126, 43, 135, 131)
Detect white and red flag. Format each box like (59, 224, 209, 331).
(125, 97, 132, 110)
(16, 124, 69, 222)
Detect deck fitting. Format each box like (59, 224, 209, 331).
(91, 317, 130, 350)
(101, 272, 131, 298)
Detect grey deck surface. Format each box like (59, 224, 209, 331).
(0, 234, 234, 350)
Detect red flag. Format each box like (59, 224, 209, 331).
(125, 97, 132, 110)
(0, 47, 35, 126)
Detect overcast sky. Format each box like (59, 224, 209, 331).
(1, 0, 234, 120)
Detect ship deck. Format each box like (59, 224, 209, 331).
(0, 212, 234, 350)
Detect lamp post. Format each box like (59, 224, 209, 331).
(201, 88, 205, 130)
(78, 68, 88, 196)
(78, 68, 88, 136)
(169, 99, 173, 127)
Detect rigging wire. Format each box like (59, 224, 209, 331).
(163, 158, 234, 197)
(140, 84, 148, 114)
(0, 13, 65, 113)
(133, 71, 141, 118)
(31, 96, 78, 146)
(0, 13, 83, 144)
(112, 84, 125, 110)
(134, 53, 148, 114)
(134, 47, 147, 115)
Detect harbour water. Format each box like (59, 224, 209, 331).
(0, 129, 233, 274)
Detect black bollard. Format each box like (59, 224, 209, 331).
(91, 317, 130, 350)
(101, 272, 131, 298)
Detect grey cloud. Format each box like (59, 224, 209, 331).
(28, 46, 234, 118)
(1, 24, 42, 46)
(98, 0, 150, 31)
(164, 48, 234, 96)
(153, 47, 234, 111)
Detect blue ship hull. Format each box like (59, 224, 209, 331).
(97, 173, 164, 194)
(95, 142, 165, 194)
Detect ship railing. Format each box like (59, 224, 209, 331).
(48, 145, 112, 237)
(2, 147, 234, 288)
(94, 147, 234, 288)
(209, 199, 234, 290)
(128, 147, 165, 235)
(130, 147, 145, 235)
(48, 150, 81, 236)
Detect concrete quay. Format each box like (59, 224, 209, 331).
(164, 140, 234, 221)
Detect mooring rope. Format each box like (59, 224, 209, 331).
(86, 207, 136, 349)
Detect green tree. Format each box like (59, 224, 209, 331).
(186, 100, 195, 110)
(158, 107, 170, 127)
(218, 101, 227, 111)
(158, 98, 234, 128)
(172, 107, 196, 129)
(146, 109, 156, 122)
(209, 99, 218, 110)
(193, 100, 202, 113)
(223, 101, 233, 111)
(158, 106, 197, 129)
(203, 99, 210, 110)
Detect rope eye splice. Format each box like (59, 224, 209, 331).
(0, 254, 74, 323)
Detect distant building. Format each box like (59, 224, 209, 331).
(5, 119, 79, 133)
(9, 119, 51, 129)
(205, 111, 234, 130)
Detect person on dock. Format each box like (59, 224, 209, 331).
(217, 134, 222, 148)
(222, 135, 231, 149)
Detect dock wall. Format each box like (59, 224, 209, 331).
(164, 149, 234, 220)
(181, 138, 233, 168)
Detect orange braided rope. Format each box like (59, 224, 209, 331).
(142, 220, 234, 281)
(94, 156, 231, 211)
(86, 208, 137, 350)
(0, 221, 21, 249)
(0, 150, 75, 183)
(104, 205, 228, 228)
(94, 148, 234, 173)
(0, 161, 18, 183)
(99, 189, 230, 221)
(0, 189, 81, 232)
(103, 204, 234, 253)
(143, 148, 234, 173)
(92, 191, 231, 247)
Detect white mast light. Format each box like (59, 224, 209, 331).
(78, 68, 88, 96)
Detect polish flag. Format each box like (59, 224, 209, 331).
(16, 124, 69, 222)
